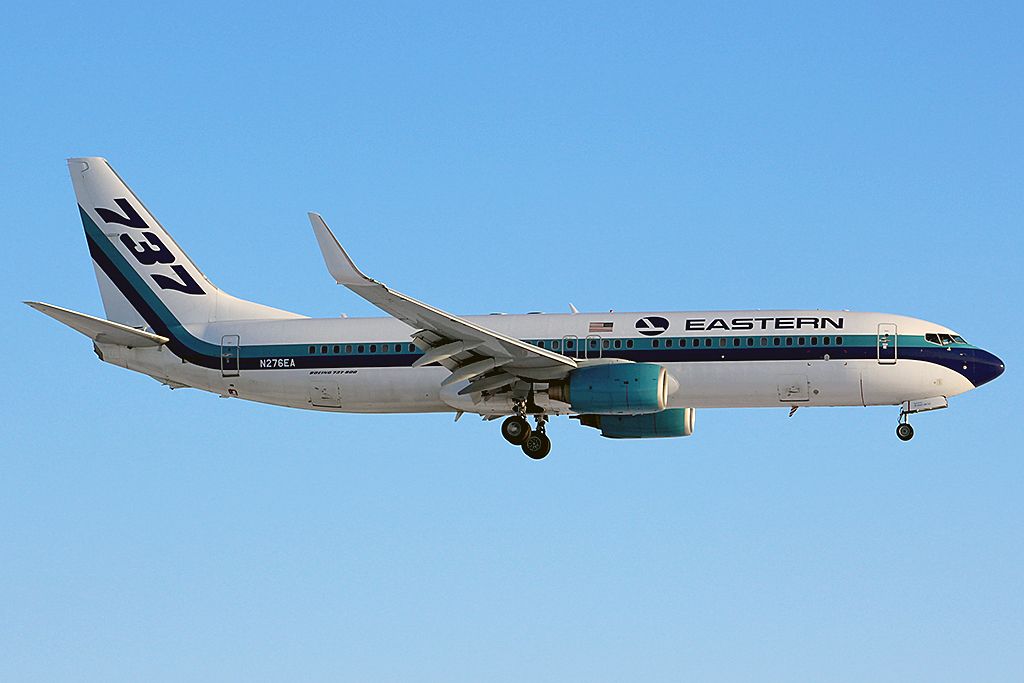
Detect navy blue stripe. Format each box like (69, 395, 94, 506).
(84, 225, 985, 383)
(87, 224, 220, 369)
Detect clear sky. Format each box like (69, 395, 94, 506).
(2, 2, 1022, 681)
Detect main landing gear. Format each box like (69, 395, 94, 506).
(500, 402, 552, 459)
(500, 415, 531, 445)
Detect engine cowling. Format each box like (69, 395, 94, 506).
(549, 362, 668, 415)
(579, 408, 696, 439)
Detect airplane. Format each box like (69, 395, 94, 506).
(27, 158, 1005, 459)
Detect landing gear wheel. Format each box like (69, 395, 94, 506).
(896, 422, 915, 441)
(501, 416, 531, 445)
(522, 432, 552, 460)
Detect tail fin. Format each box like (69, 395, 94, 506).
(68, 158, 300, 328)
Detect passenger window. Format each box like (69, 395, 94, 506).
(357, 345, 364, 353)
(822, 336, 830, 346)
(652, 339, 660, 348)
(798, 337, 805, 346)
(810, 337, 817, 346)
(747, 337, 754, 346)
(626, 340, 634, 348)
(760, 337, 768, 346)
(704, 338, 712, 348)
(333, 345, 340, 354)
(614, 340, 622, 349)
(345, 345, 353, 353)
(309, 345, 316, 354)
(835, 336, 843, 345)
(719, 338, 726, 347)
(773, 337, 781, 346)
(786, 337, 793, 346)
(590, 339, 598, 349)
(602, 340, 610, 349)
(666, 339, 673, 348)
(553, 340, 560, 350)
(733, 338, 740, 347)
(680, 339, 686, 348)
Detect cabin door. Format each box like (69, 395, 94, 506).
(221, 334, 240, 377)
(877, 323, 897, 365)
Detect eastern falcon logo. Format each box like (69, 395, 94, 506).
(635, 316, 669, 336)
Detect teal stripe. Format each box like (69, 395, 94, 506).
(83, 210, 976, 359)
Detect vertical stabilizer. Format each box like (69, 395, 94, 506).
(68, 158, 300, 328)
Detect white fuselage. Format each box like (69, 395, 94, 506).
(101, 309, 978, 415)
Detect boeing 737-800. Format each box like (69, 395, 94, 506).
(28, 158, 1005, 458)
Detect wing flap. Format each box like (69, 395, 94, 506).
(458, 372, 517, 396)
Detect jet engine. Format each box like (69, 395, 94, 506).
(578, 408, 696, 439)
(548, 362, 669, 415)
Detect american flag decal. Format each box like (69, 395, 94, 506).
(589, 321, 613, 333)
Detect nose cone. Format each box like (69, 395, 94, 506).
(970, 349, 1005, 388)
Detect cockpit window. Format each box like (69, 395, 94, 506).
(926, 332, 966, 345)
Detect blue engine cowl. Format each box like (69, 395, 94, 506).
(549, 362, 668, 415)
(578, 408, 696, 439)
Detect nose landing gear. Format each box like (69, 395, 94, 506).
(896, 406, 916, 441)
(896, 420, 915, 441)
(894, 396, 948, 441)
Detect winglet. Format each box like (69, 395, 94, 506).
(308, 212, 374, 286)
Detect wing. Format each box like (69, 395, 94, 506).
(308, 213, 577, 395)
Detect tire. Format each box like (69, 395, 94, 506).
(896, 423, 914, 441)
(501, 416, 531, 445)
(522, 433, 551, 460)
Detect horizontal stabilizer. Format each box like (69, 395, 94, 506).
(25, 301, 169, 347)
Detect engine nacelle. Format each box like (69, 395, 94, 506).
(549, 362, 668, 415)
(578, 408, 696, 439)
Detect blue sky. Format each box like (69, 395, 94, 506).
(2, 2, 1022, 680)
